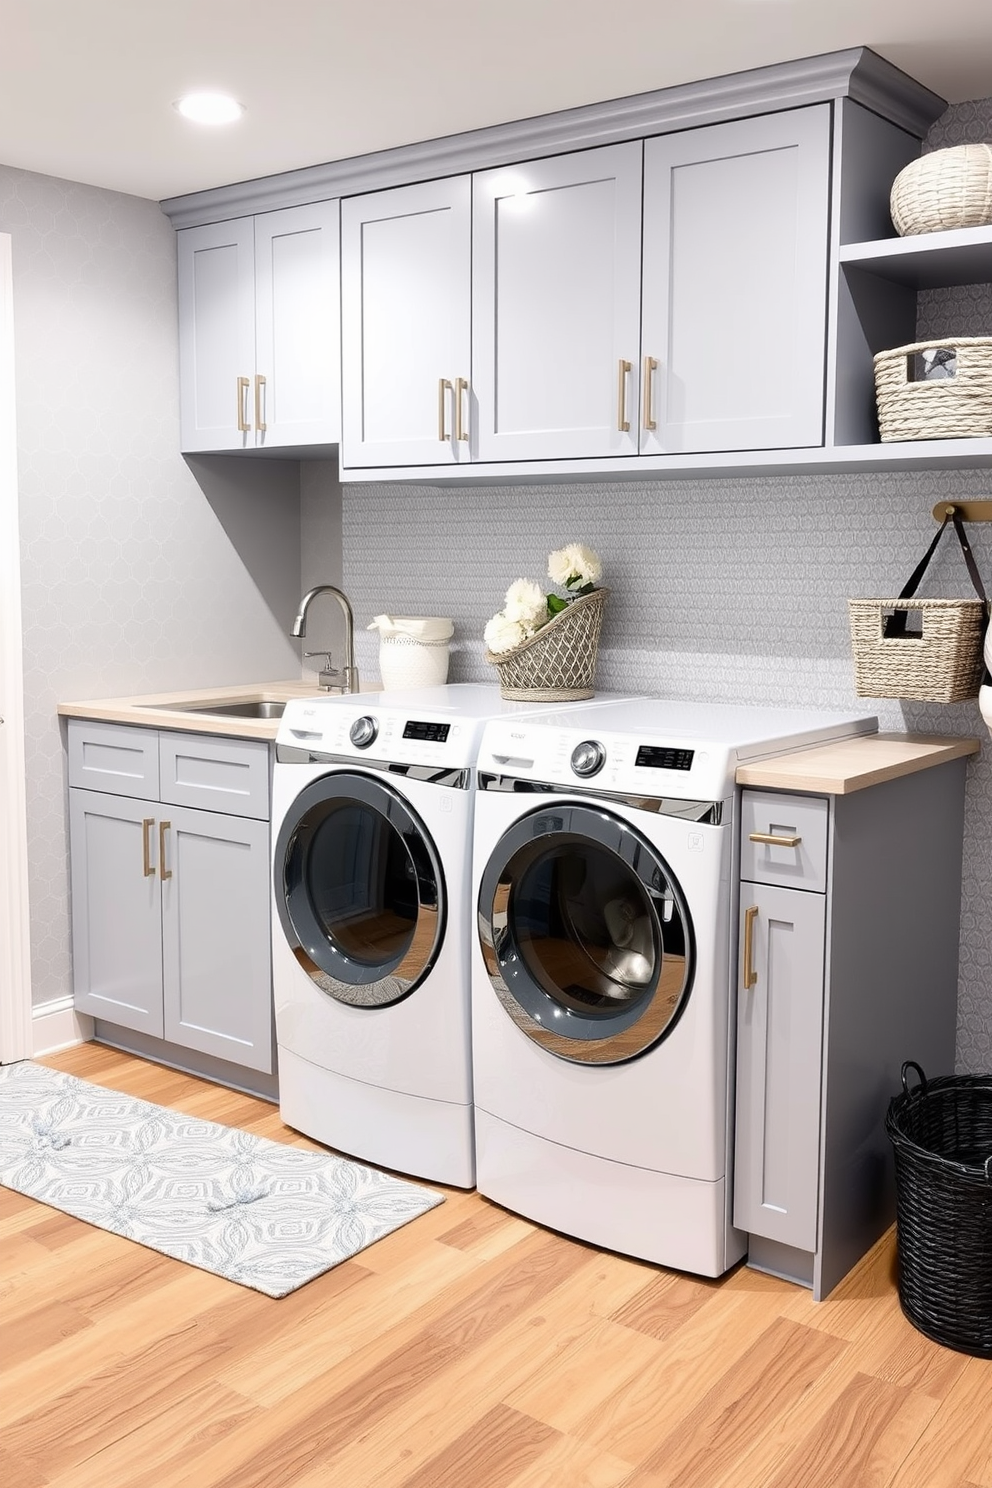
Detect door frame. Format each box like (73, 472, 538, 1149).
(0, 233, 33, 1061)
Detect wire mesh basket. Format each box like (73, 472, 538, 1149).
(885, 1062, 992, 1358)
(485, 588, 608, 701)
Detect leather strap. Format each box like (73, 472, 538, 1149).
(885, 510, 991, 683)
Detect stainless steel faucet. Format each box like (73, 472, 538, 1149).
(291, 585, 360, 693)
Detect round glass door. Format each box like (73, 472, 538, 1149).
(275, 772, 445, 1008)
(477, 803, 694, 1063)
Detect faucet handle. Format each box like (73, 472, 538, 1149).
(304, 651, 344, 691)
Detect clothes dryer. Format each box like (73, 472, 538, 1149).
(471, 697, 876, 1272)
(272, 683, 627, 1187)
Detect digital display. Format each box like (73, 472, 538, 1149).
(635, 744, 694, 772)
(402, 720, 451, 743)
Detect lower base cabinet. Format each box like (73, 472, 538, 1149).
(734, 765, 968, 1299)
(68, 721, 273, 1075)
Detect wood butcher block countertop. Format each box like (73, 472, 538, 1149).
(736, 731, 981, 795)
(57, 680, 330, 741)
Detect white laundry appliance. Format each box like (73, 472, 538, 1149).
(470, 697, 877, 1274)
(271, 682, 629, 1187)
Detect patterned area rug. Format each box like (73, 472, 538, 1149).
(0, 1061, 444, 1297)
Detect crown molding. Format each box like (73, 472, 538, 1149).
(161, 47, 946, 228)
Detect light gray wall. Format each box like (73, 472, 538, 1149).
(1, 164, 303, 1010)
(335, 96, 992, 1074)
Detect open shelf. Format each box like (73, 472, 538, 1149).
(839, 224, 992, 289)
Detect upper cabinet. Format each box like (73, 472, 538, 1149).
(471, 143, 643, 463)
(178, 200, 340, 452)
(340, 178, 471, 467)
(339, 111, 832, 474)
(168, 48, 985, 479)
(641, 107, 831, 454)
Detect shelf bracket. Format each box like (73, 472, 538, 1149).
(931, 501, 992, 524)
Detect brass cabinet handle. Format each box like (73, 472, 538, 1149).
(454, 377, 470, 442)
(617, 359, 631, 433)
(142, 818, 155, 878)
(643, 356, 658, 431)
(254, 374, 267, 432)
(236, 376, 251, 433)
(743, 904, 758, 990)
(749, 832, 802, 848)
(159, 821, 172, 882)
(438, 378, 453, 442)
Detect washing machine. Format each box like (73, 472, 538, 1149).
(470, 697, 877, 1273)
(271, 682, 629, 1187)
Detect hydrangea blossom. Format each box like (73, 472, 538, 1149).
(548, 543, 602, 590)
(484, 613, 529, 655)
(503, 578, 548, 628)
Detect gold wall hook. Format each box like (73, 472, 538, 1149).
(931, 500, 992, 523)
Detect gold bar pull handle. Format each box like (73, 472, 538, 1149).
(236, 376, 251, 433)
(141, 818, 155, 878)
(159, 821, 172, 882)
(643, 356, 658, 431)
(617, 359, 631, 433)
(438, 378, 452, 442)
(254, 374, 267, 433)
(454, 377, 470, 442)
(748, 832, 802, 848)
(743, 905, 758, 990)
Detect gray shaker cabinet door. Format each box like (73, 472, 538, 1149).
(178, 216, 256, 452)
(69, 789, 164, 1036)
(472, 141, 643, 462)
(341, 175, 472, 469)
(642, 105, 831, 454)
(161, 806, 272, 1074)
(734, 880, 826, 1252)
(253, 200, 341, 448)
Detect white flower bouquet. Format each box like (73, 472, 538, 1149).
(483, 544, 603, 655)
(483, 543, 608, 701)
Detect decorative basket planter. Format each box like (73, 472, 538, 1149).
(890, 144, 992, 236)
(848, 597, 987, 701)
(885, 1063, 992, 1358)
(874, 338, 992, 442)
(485, 588, 608, 701)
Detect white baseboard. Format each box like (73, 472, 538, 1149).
(31, 998, 94, 1058)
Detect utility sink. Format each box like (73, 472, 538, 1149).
(149, 699, 287, 719)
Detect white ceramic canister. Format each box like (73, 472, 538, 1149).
(367, 615, 454, 689)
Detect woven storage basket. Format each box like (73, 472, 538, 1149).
(485, 587, 608, 701)
(874, 337, 992, 442)
(891, 144, 992, 236)
(885, 1063, 992, 1358)
(848, 598, 987, 701)
(848, 508, 990, 702)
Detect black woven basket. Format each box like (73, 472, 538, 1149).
(885, 1062, 992, 1357)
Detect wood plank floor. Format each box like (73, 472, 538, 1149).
(2, 1044, 990, 1488)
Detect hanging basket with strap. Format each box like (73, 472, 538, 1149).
(848, 509, 991, 702)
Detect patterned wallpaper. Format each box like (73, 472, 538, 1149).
(1, 164, 303, 1011)
(337, 97, 992, 1073)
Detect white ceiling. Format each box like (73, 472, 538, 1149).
(2, 0, 991, 203)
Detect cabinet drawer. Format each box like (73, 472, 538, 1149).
(159, 732, 269, 819)
(740, 790, 828, 893)
(67, 720, 160, 799)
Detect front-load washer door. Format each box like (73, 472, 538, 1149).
(477, 802, 694, 1064)
(275, 772, 445, 1008)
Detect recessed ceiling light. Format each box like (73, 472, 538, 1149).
(173, 92, 246, 126)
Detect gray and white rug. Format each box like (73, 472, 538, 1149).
(0, 1060, 444, 1297)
